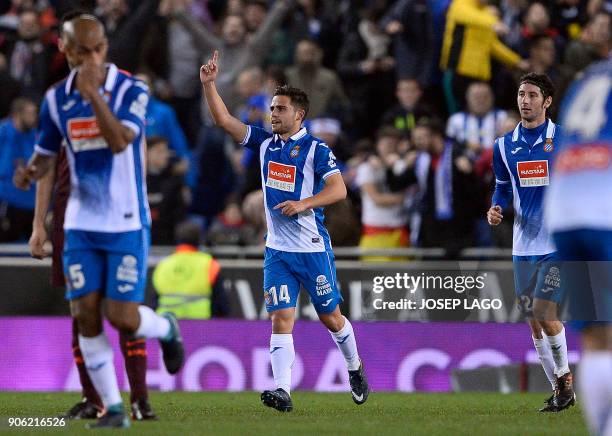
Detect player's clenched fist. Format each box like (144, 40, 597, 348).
(13, 164, 35, 190)
(487, 205, 503, 226)
(200, 50, 219, 84)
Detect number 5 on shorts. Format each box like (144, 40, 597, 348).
(269, 285, 290, 305)
(69, 264, 85, 289)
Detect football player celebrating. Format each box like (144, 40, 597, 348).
(200, 50, 369, 411)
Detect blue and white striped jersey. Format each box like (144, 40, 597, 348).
(241, 125, 340, 252)
(545, 59, 612, 232)
(492, 119, 560, 256)
(35, 63, 150, 233)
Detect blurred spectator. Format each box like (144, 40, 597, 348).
(499, 0, 528, 50)
(153, 220, 230, 318)
(381, 0, 435, 85)
(0, 8, 56, 102)
(146, 136, 187, 245)
(517, 2, 566, 59)
(337, 8, 396, 138)
(0, 97, 37, 242)
(234, 67, 269, 199)
(355, 127, 409, 261)
(207, 202, 257, 245)
(547, 0, 589, 40)
(96, 0, 162, 73)
(0, 53, 21, 119)
(136, 72, 192, 180)
(286, 38, 349, 120)
(381, 79, 431, 139)
(446, 81, 507, 153)
(236, 67, 269, 127)
(518, 35, 571, 113)
(308, 117, 351, 165)
(386, 119, 483, 254)
(170, 0, 292, 117)
(564, 10, 611, 78)
(440, 0, 528, 113)
(241, 190, 266, 245)
(284, 0, 343, 68)
(158, 0, 204, 147)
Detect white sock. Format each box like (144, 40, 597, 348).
(578, 351, 612, 436)
(532, 334, 556, 390)
(546, 328, 570, 377)
(329, 316, 361, 371)
(78, 333, 122, 409)
(270, 334, 294, 394)
(135, 305, 171, 339)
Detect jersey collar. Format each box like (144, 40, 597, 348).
(65, 63, 119, 95)
(511, 119, 556, 144)
(273, 127, 307, 144)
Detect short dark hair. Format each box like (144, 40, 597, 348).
(376, 126, 403, 141)
(414, 116, 445, 136)
(175, 221, 202, 247)
(529, 34, 554, 51)
(147, 135, 168, 149)
(10, 97, 35, 115)
(273, 85, 309, 120)
(519, 72, 555, 100)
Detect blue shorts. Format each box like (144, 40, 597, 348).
(263, 247, 342, 314)
(553, 229, 612, 328)
(513, 253, 565, 316)
(63, 228, 149, 302)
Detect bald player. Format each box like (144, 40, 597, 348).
(14, 12, 184, 428)
(25, 11, 157, 422)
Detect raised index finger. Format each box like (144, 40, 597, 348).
(212, 50, 219, 64)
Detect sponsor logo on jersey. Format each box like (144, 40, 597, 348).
(266, 161, 297, 192)
(290, 145, 300, 158)
(67, 117, 108, 152)
(516, 160, 549, 187)
(511, 146, 522, 155)
(555, 144, 611, 173)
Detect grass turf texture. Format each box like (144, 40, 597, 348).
(0, 392, 587, 435)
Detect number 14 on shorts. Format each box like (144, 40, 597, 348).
(266, 285, 290, 306)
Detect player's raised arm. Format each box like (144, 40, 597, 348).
(200, 50, 247, 143)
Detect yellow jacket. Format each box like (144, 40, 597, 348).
(153, 245, 220, 319)
(440, 0, 521, 81)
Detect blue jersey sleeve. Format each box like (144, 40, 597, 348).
(240, 125, 273, 152)
(35, 90, 63, 156)
(314, 142, 341, 180)
(117, 80, 149, 137)
(492, 138, 513, 209)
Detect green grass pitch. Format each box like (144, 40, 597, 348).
(0, 392, 587, 435)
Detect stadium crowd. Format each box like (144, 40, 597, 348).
(0, 0, 610, 253)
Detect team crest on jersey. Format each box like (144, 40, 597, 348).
(266, 161, 296, 192)
(517, 160, 549, 187)
(290, 145, 300, 158)
(544, 138, 554, 152)
(67, 117, 108, 152)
